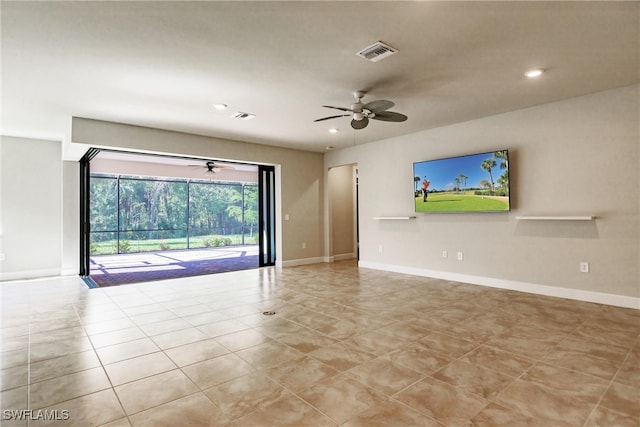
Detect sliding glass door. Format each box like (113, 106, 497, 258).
(79, 148, 100, 277)
(80, 149, 277, 278)
(258, 165, 276, 267)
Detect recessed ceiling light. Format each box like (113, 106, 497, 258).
(525, 69, 544, 78)
(213, 103, 228, 110)
(325, 146, 335, 150)
(329, 128, 339, 133)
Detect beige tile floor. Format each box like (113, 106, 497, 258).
(1, 260, 638, 426)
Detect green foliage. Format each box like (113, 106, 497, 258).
(90, 233, 251, 254)
(203, 236, 233, 247)
(90, 177, 118, 231)
(89, 174, 258, 255)
(475, 188, 508, 197)
(119, 240, 132, 253)
(118, 179, 188, 237)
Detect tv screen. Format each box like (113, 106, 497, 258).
(413, 149, 510, 213)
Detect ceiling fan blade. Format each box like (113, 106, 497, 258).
(322, 105, 353, 112)
(371, 111, 408, 122)
(206, 162, 234, 170)
(314, 114, 350, 122)
(363, 99, 394, 113)
(351, 117, 369, 130)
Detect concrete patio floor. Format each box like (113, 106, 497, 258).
(89, 245, 260, 286)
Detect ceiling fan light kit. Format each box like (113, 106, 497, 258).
(187, 161, 235, 180)
(314, 91, 408, 130)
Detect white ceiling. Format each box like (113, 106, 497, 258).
(92, 151, 258, 182)
(1, 1, 638, 152)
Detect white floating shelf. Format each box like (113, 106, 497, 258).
(373, 216, 417, 220)
(515, 216, 595, 221)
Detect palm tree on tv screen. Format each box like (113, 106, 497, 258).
(481, 158, 497, 194)
(497, 173, 509, 194)
(459, 173, 468, 192)
(493, 150, 509, 194)
(494, 150, 508, 170)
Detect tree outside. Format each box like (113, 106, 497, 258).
(90, 174, 259, 255)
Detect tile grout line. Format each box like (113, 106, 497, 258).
(6, 264, 638, 426)
(109, 292, 246, 425)
(77, 293, 133, 427)
(387, 339, 492, 424)
(105, 296, 219, 421)
(26, 288, 32, 427)
(581, 335, 639, 427)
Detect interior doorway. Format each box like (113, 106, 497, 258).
(80, 150, 276, 286)
(328, 164, 359, 261)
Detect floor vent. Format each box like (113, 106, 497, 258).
(356, 41, 398, 62)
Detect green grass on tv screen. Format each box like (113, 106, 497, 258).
(415, 192, 509, 212)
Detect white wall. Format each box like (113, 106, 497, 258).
(61, 160, 79, 276)
(0, 136, 63, 279)
(326, 85, 639, 307)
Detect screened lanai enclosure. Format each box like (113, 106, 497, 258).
(80, 151, 275, 287)
(90, 175, 259, 254)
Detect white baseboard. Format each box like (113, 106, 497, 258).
(281, 254, 356, 267)
(0, 268, 62, 282)
(358, 261, 639, 310)
(280, 256, 326, 267)
(333, 252, 357, 262)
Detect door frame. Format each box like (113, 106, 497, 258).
(79, 148, 100, 277)
(258, 165, 276, 267)
(79, 149, 277, 277)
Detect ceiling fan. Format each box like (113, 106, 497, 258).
(189, 161, 233, 180)
(314, 91, 408, 130)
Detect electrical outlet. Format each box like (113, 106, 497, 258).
(0, 253, 5, 261)
(378, 244, 383, 254)
(580, 262, 590, 273)
(457, 251, 463, 261)
(302, 242, 306, 249)
(442, 250, 448, 259)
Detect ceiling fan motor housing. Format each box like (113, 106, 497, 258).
(315, 91, 407, 128)
(351, 97, 364, 120)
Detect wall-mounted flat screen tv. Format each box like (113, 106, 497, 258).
(413, 149, 510, 213)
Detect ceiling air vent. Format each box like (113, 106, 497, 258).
(356, 41, 398, 62)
